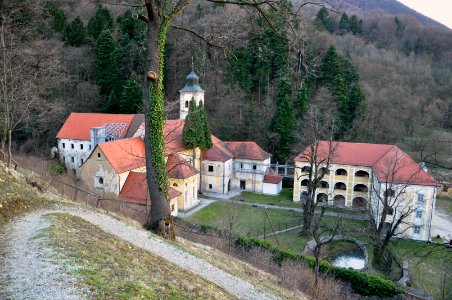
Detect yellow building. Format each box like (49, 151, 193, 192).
(293, 141, 437, 241)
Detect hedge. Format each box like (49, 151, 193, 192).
(235, 236, 404, 297)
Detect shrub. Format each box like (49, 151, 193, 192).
(49, 165, 65, 175)
(235, 236, 404, 297)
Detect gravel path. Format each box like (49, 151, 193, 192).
(1, 206, 280, 300)
(0, 212, 85, 300)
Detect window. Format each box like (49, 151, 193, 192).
(98, 177, 103, 184)
(185, 101, 189, 108)
(62, 143, 65, 149)
(71, 144, 74, 149)
(81, 159, 84, 164)
(97, 153, 101, 158)
(71, 157, 75, 163)
(240, 163, 243, 169)
(414, 226, 421, 234)
(208, 165, 214, 172)
(209, 184, 212, 189)
(384, 189, 395, 198)
(173, 183, 178, 187)
(89, 145, 91, 150)
(253, 164, 257, 170)
(80, 144, 83, 150)
(95, 176, 104, 188)
(417, 194, 425, 204)
(416, 210, 423, 219)
(171, 204, 175, 212)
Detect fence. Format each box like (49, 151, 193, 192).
(0, 149, 20, 170)
(24, 166, 150, 225)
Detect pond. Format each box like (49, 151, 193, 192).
(331, 248, 366, 270)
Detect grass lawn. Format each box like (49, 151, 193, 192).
(391, 239, 452, 299)
(436, 196, 452, 215)
(43, 213, 233, 299)
(237, 188, 300, 208)
(237, 188, 365, 216)
(186, 201, 301, 237)
(266, 217, 369, 253)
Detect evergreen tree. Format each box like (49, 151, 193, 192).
(348, 84, 365, 121)
(273, 76, 296, 162)
(198, 102, 213, 149)
(117, 10, 147, 43)
(87, 5, 113, 39)
(314, 7, 334, 33)
(120, 74, 142, 114)
(106, 90, 120, 113)
(62, 16, 85, 46)
(45, 1, 66, 33)
(349, 15, 362, 35)
(94, 30, 124, 97)
(296, 83, 310, 117)
(332, 75, 351, 138)
(182, 100, 203, 149)
(338, 13, 349, 34)
(320, 46, 342, 86)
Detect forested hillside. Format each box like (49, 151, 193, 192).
(1, 0, 451, 174)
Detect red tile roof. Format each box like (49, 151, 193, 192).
(98, 137, 146, 174)
(224, 141, 271, 161)
(202, 135, 235, 161)
(295, 141, 436, 186)
(372, 146, 436, 186)
(56, 113, 135, 141)
(164, 119, 189, 155)
(119, 172, 181, 205)
(166, 154, 199, 179)
(263, 167, 283, 184)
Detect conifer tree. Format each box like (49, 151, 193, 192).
(45, 2, 66, 33)
(332, 75, 350, 138)
(62, 16, 85, 46)
(87, 5, 114, 39)
(182, 100, 202, 149)
(296, 83, 310, 117)
(198, 101, 212, 149)
(94, 30, 124, 99)
(349, 15, 362, 35)
(320, 46, 341, 86)
(121, 74, 142, 114)
(274, 76, 296, 162)
(314, 7, 334, 33)
(106, 90, 120, 113)
(338, 13, 349, 34)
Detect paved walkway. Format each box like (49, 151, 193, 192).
(199, 196, 369, 221)
(431, 206, 452, 240)
(1, 206, 280, 300)
(177, 199, 215, 218)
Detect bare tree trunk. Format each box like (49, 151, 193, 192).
(7, 128, 11, 168)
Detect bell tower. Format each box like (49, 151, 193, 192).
(179, 63, 205, 119)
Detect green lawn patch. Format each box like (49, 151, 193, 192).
(42, 213, 233, 300)
(238, 188, 300, 208)
(391, 239, 452, 299)
(186, 201, 301, 237)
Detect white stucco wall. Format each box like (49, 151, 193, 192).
(58, 138, 93, 178)
(179, 91, 205, 119)
(263, 181, 282, 195)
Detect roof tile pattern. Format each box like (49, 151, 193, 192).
(202, 135, 235, 161)
(164, 119, 189, 155)
(225, 141, 271, 161)
(166, 154, 199, 179)
(98, 137, 145, 174)
(119, 172, 181, 205)
(295, 141, 436, 186)
(263, 167, 283, 184)
(56, 113, 135, 141)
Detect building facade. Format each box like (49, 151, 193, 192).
(293, 141, 437, 241)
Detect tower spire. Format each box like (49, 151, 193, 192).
(191, 56, 194, 72)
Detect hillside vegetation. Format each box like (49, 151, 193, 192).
(1, 1, 450, 173)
